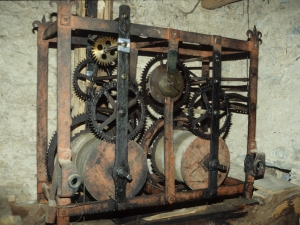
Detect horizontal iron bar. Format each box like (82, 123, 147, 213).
(42, 17, 250, 51)
(57, 183, 244, 217)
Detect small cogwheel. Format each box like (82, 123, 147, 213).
(91, 36, 118, 66)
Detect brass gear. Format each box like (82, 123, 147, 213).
(92, 36, 118, 66)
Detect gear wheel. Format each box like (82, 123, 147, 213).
(140, 54, 191, 115)
(88, 81, 146, 143)
(73, 58, 116, 101)
(205, 221, 231, 225)
(188, 84, 231, 140)
(91, 36, 118, 66)
(45, 113, 108, 181)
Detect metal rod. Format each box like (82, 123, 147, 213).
(57, 183, 245, 217)
(36, 21, 50, 202)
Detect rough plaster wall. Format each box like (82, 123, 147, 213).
(0, 0, 299, 203)
(0, 1, 57, 203)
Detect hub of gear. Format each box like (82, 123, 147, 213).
(88, 81, 146, 143)
(91, 36, 118, 66)
(188, 84, 231, 140)
(140, 54, 191, 115)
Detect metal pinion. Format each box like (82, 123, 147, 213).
(91, 36, 118, 66)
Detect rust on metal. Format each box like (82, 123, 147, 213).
(76, 139, 148, 201)
(164, 97, 176, 204)
(34, 18, 52, 202)
(245, 27, 260, 199)
(35, 0, 261, 222)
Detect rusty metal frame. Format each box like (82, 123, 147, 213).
(34, 1, 262, 224)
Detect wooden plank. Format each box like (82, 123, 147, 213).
(201, 0, 242, 9)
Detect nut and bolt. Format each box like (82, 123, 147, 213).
(167, 195, 175, 204)
(121, 73, 127, 80)
(117, 168, 132, 181)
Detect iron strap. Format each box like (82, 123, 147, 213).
(113, 5, 131, 203)
(206, 38, 222, 198)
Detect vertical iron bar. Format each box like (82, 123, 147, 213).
(36, 22, 50, 203)
(207, 36, 222, 197)
(55, 2, 75, 224)
(113, 5, 130, 203)
(245, 31, 259, 199)
(201, 60, 210, 133)
(164, 35, 179, 204)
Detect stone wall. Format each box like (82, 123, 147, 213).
(0, 0, 299, 203)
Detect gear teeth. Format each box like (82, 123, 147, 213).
(141, 56, 191, 115)
(45, 132, 57, 182)
(45, 113, 92, 182)
(88, 81, 146, 143)
(73, 58, 96, 101)
(91, 36, 118, 66)
(150, 131, 165, 180)
(188, 84, 231, 140)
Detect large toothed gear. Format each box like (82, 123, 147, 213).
(73, 58, 116, 101)
(91, 36, 118, 66)
(88, 81, 146, 143)
(188, 84, 231, 140)
(140, 54, 191, 115)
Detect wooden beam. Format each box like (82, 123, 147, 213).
(201, 0, 242, 9)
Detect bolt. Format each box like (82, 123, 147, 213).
(121, 42, 127, 47)
(122, 73, 127, 80)
(64, 17, 68, 22)
(167, 195, 175, 204)
(213, 110, 218, 115)
(123, 13, 128, 19)
(119, 109, 126, 116)
(62, 210, 66, 215)
(117, 168, 132, 181)
(215, 54, 220, 62)
(214, 79, 219, 83)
